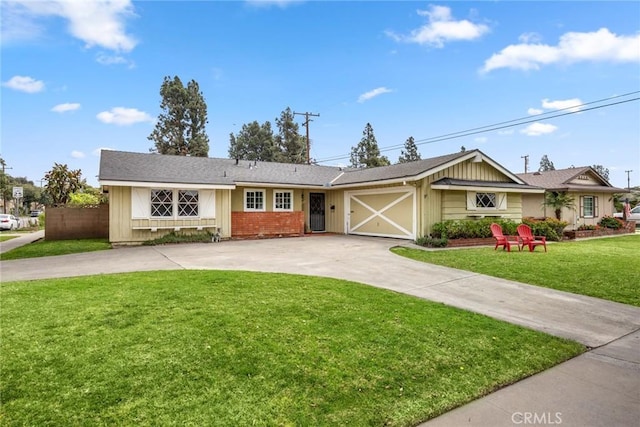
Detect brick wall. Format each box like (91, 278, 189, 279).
(231, 211, 304, 238)
(45, 205, 109, 240)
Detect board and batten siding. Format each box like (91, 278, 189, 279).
(108, 186, 231, 244)
(419, 159, 516, 237)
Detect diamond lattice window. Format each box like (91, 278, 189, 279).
(178, 190, 199, 217)
(151, 190, 173, 217)
(476, 192, 497, 208)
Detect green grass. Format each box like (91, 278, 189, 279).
(0, 238, 111, 261)
(393, 234, 640, 307)
(0, 235, 17, 242)
(1, 271, 584, 426)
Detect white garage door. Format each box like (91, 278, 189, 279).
(345, 187, 416, 239)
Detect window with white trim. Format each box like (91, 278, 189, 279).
(244, 189, 265, 211)
(178, 190, 199, 217)
(466, 191, 507, 211)
(580, 195, 597, 218)
(151, 189, 173, 217)
(273, 190, 293, 211)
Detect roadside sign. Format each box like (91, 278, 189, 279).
(12, 186, 23, 198)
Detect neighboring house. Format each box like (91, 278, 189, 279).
(517, 167, 625, 228)
(98, 149, 543, 244)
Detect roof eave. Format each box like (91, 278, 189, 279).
(99, 180, 236, 190)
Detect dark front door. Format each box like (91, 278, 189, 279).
(309, 193, 325, 232)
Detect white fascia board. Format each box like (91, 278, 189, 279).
(233, 181, 328, 189)
(331, 177, 416, 189)
(412, 151, 527, 184)
(99, 180, 235, 190)
(430, 183, 544, 193)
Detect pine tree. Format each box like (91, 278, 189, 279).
(350, 123, 390, 168)
(228, 121, 276, 162)
(592, 165, 610, 181)
(538, 155, 555, 171)
(148, 76, 209, 157)
(275, 107, 306, 164)
(398, 136, 421, 163)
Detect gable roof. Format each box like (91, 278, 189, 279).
(517, 167, 624, 193)
(99, 149, 532, 190)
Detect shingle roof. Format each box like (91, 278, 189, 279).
(517, 167, 624, 192)
(331, 151, 471, 185)
(431, 178, 542, 191)
(99, 149, 527, 189)
(99, 150, 340, 186)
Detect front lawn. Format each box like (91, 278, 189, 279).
(1, 271, 584, 426)
(0, 238, 111, 261)
(0, 235, 18, 242)
(393, 234, 640, 307)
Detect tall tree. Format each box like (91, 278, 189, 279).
(592, 165, 610, 181)
(538, 155, 555, 172)
(398, 136, 421, 163)
(148, 76, 209, 157)
(43, 163, 84, 206)
(228, 121, 276, 162)
(274, 107, 306, 164)
(350, 123, 390, 168)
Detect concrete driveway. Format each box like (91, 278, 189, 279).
(2, 234, 639, 426)
(2, 234, 638, 348)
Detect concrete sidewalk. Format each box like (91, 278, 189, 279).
(1, 233, 639, 426)
(0, 229, 44, 254)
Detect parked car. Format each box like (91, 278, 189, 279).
(30, 210, 42, 217)
(613, 205, 640, 225)
(0, 214, 20, 231)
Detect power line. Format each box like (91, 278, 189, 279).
(316, 91, 640, 164)
(293, 111, 320, 165)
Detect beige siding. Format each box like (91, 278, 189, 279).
(324, 190, 345, 234)
(231, 187, 303, 212)
(523, 191, 616, 229)
(419, 159, 514, 237)
(108, 186, 230, 244)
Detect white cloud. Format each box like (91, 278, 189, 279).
(96, 52, 134, 68)
(518, 32, 542, 44)
(527, 108, 543, 115)
(482, 28, 640, 73)
(71, 150, 85, 159)
(541, 98, 582, 113)
(520, 122, 558, 136)
(51, 102, 80, 113)
(386, 5, 489, 48)
(2, 0, 137, 52)
(497, 129, 514, 135)
(2, 75, 44, 93)
(474, 137, 487, 143)
(357, 87, 393, 103)
(97, 107, 153, 126)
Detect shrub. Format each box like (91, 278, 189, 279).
(598, 216, 623, 229)
(521, 217, 568, 241)
(577, 224, 597, 231)
(431, 218, 518, 240)
(142, 231, 214, 245)
(415, 235, 448, 248)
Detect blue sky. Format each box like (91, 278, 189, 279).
(2, 0, 639, 188)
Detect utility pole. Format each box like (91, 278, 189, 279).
(294, 111, 319, 164)
(521, 155, 529, 174)
(625, 170, 633, 192)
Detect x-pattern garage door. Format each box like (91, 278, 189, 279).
(346, 187, 416, 239)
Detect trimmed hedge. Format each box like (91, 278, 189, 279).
(427, 217, 568, 243)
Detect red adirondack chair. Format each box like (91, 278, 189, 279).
(490, 223, 520, 252)
(517, 224, 547, 252)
